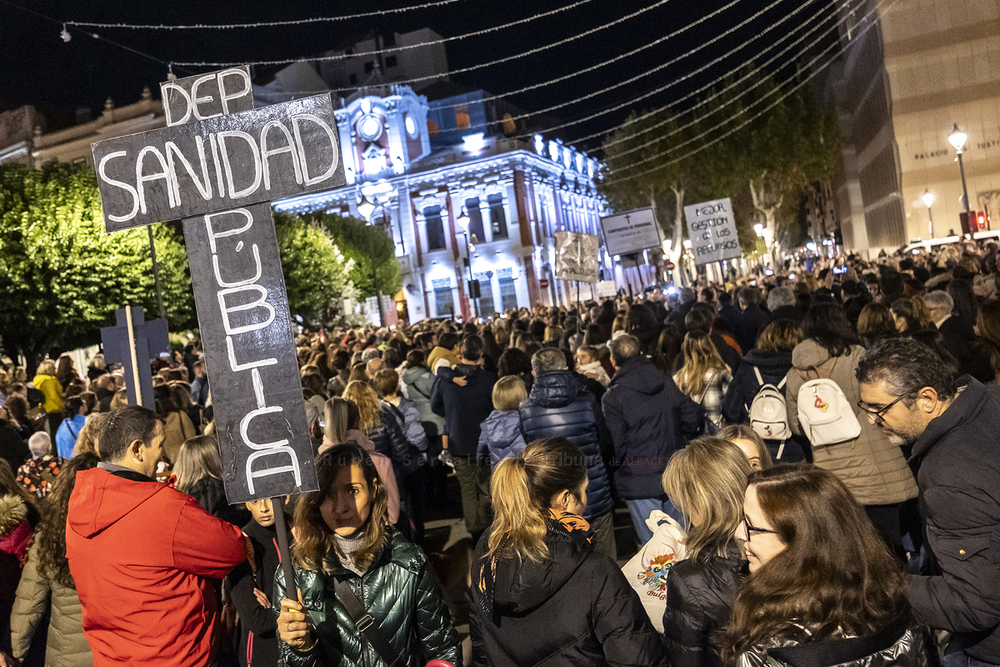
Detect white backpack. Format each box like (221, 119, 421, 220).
(747, 366, 790, 442)
(796, 358, 861, 446)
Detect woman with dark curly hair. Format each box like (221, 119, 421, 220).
(721, 464, 929, 667)
(274, 444, 460, 667)
(10, 452, 99, 666)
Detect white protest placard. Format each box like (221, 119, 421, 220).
(683, 198, 741, 265)
(554, 231, 600, 283)
(600, 207, 662, 256)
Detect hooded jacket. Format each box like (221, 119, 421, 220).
(785, 340, 917, 506)
(519, 370, 613, 520)
(401, 365, 445, 437)
(602, 357, 703, 500)
(273, 527, 461, 667)
(470, 515, 667, 667)
(0, 494, 31, 657)
(907, 377, 1000, 662)
(477, 409, 526, 467)
(722, 349, 794, 425)
(66, 467, 246, 667)
(11, 540, 93, 667)
(33, 373, 64, 413)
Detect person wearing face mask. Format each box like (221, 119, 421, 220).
(469, 437, 666, 667)
(722, 465, 929, 667)
(275, 443, 461, 667)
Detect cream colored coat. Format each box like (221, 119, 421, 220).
(11, 540, 93, 666)
(786, 339, 917, 506)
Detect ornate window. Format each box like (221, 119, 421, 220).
(424, 206, 446, 250)
(488, 193, 507, 239)
(432, 279, 454, 318)
(464, 197, 486, 243)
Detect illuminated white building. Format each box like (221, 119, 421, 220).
(275, 84, 610, 323)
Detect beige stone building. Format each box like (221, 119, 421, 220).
(826, 0, 1000, 253)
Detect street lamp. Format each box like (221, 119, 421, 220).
(922, 190, 935, 239)
(948, 123, 971, 214)
(356, 194, 384, 326)
(456, 208, 479, 319)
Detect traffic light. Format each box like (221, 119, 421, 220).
(977, 211, 988, 230)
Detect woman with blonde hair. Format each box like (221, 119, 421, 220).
(174, 435, 248, 527)
(72, 413, 105, 458)
(675, 331, 732, 430)
(469, 437, 666, 666)
(33, 359, 64, 435)
(275, 444, 461, 666)
(718, 424, 772, 471)
(661, 437, 753, 667)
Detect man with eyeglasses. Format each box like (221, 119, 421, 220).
(857, 338, 1000, 667)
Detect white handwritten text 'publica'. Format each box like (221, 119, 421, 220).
(97, 113, 339, 224)
(206, 207, 304, 496)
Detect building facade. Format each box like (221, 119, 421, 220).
(275, 84, 610, 323)
(825, 0, 1000, 252)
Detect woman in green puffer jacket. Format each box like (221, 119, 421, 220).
(11, 453, 99, 667)
(275, 443, 462, 667)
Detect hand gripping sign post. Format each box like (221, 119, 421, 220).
(91, 66, 345, 597)
(683, 198, 741, 286)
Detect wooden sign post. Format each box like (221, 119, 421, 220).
(91, 66, 346, 594)
(100, 306, 170, 410)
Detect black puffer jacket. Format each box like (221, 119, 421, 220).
(470, 518, 667, 667)
(908, 377, 1000, 662)
(519, 371, 613, 520)
(430, 364, 497, 458)
(274, 527, 462, 667)
(721, 349, 793, 425)
(662, 542, 746, 667)
(602, 357, 703, 500)
(737, 611, 929, 667)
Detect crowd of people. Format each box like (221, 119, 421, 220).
(1, 238, 1000, 666)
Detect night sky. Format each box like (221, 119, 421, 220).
(0, 0, 837, 151)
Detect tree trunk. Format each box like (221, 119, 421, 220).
(749, 177, 784, 266)
(670, 183, 687, 286)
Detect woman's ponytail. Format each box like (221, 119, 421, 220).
(487, 437, 588, 563)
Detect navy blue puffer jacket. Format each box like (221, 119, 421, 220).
(518, 370, 613, 520)
(602, 356, 703, 500)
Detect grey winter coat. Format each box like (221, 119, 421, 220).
(737, 612, 929, 667)
(401, 365, 445, 437)
(786, 340, 917, 506)
(477, 410, 526, 467)
(11, 540, 93, 666)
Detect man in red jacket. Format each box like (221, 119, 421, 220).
(66, 406, 247, 667)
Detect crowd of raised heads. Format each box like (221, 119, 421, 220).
(3, 238, 1000, 666)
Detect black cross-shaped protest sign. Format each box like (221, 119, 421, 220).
(100, 306, 170, 410)
(91, 65, 346, 506)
